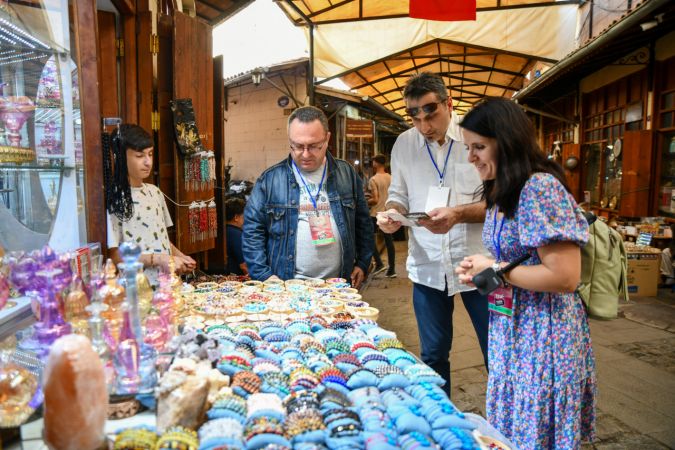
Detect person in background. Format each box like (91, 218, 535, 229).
(368, 154, 396, 277)
(377, 72, 489, 395)
(243, 106, 373, 288)
(106, 124, 196, 287)
(455, 97, 596, 449)
(225, 197, 248, 276)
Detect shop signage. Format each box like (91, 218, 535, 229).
(346, 119, 373, 138)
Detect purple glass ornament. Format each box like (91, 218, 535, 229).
(33, 270, 72, 354)
(8, 256, 38, 295)
(0, 273, 9, 310)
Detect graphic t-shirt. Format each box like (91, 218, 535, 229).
(106, 183, 173, 286)
(292, 161, 342, 279)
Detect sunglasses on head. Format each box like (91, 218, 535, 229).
(405, 101, 444, 118)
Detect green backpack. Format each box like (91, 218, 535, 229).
(578, 212, 629, 319)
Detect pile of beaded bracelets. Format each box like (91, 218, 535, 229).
(323, 408, 363, 439)
(289, 367, 320, 391)
(198, 418, 244, 449)
(260, 372, 291, 398)
(231, 371, 262, 397)
(156, 426, 199, 450)
(208, 392, 247, 421)
(218, 354, 252, 376)
(284, 390, 320, 414)
(113, 427, 158, 450)
(242, 416, 289, 448)
(285, 409, 326, 442)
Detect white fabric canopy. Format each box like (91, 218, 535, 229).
(309, 4, 578, 79)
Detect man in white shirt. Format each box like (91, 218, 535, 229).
(377, 73, 489, 395)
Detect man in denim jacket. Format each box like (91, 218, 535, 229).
(243, 106, 373, 288)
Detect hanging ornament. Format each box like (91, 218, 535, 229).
(199, 201, 208, 242)
(208, 200, 217, 239)
(188, 202, 199, 243)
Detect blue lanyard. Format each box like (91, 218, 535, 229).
(293, 160, 327, 210)
(425, 139, 453, 185)
(492, 207, 506, 262)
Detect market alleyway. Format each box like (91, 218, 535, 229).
(361, 241, 675, 450)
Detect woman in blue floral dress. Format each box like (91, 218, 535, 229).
(455, 98, 596, 449)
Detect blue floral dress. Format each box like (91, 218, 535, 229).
(483, 173, 596, 449)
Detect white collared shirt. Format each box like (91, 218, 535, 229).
(388, 112, 488, 294)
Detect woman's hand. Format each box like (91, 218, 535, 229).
(456, 254, 495, 285)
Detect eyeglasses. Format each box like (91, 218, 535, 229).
(405, 101, 444, 118)
(289, 140, 326, 153)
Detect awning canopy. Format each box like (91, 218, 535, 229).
(276, 0, 577, 25)
(276, 0, 579, 116)
(195, 0, 253, 26)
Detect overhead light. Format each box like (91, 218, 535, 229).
(354, 160, 360, 165)
(640, 13, 664, 31)
(251, 67, 267, 87)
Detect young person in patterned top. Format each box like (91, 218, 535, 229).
(456, 97, 596, 449)
(106, 124, 196, 287)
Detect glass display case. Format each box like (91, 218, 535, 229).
(582, 108, 625, 210)
(0, 0, 86, 253)
(658, 89, 675, 216)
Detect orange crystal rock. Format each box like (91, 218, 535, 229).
(43, 334, 109, 450)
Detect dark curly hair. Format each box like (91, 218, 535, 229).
(103, 124, 153, 221)
(460, 97, 569, 218)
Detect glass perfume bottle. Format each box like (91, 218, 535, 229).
(33, 269, 72, 355)
(63, 275, 90, 336)
(113, 242, 157, 394)
(136, 271, 153, 319)
(98, 259, 125, 344)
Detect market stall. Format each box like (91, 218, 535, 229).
(0, 242, 514, 450)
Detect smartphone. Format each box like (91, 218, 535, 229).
(404, 212, 430, 220)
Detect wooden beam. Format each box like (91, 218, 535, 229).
(111, 0, 134, 15)
(72, 0, 105, 248)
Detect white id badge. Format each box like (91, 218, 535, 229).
(425, 186, 450, 212)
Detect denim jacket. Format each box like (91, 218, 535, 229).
(242, 153, 373, 281)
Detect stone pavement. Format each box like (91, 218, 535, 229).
(362, 241, 675, 449)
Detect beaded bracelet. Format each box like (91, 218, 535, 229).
(198, 417, 243, 441)
(212, 393, 248, 416)
(156, 426, 199, 450)
(284, 390, 320, 413)
(328, 422, 362, 438)
(350, 341, 377, 353)
(332, 353, 361, 367)
(243, 416, 286, 441)
(113, 427, 158, 450)
(285, 409, 326, 437)
(319, 388, 352, 408)
(232, 371, 262, 394)
(360, 352, 389, 365)
(323, 408, 361, 425)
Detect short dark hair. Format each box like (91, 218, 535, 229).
(403, 72, 448, 102)
(225, 197, 246, 221)
(372, 154, 386, 166)
(460, 97, 569, 218)
(119, 124, 152, 152)
(288, 106, 329, 133)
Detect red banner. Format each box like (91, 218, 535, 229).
(409, 0, 476, 21)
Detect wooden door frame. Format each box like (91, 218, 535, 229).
(72, 0, 105, 248)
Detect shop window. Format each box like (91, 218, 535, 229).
(0, 0, 86, 252)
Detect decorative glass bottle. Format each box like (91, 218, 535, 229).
(98, 259, 125, 345)
(113, 242, 157, 394)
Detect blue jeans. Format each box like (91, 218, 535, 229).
(412, 283, 489, 396)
